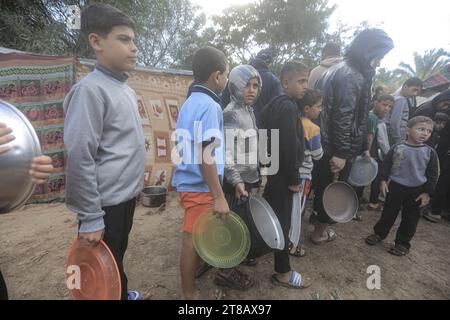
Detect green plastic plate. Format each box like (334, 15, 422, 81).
(193, 211, 251, 269)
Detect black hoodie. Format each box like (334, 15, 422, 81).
(316, 29, 394, 159)
(260, 95, 305, 186)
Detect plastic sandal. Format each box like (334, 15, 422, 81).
(270, 271, 312, 289)
(214, 268, 255, 291)
(365, 234, 382, 246)
(128, 290, 143, 300)
(388, 244, 409, 256)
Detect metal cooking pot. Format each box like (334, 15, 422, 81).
(141, 186, 167, 208)
(0, 99, 42, 214)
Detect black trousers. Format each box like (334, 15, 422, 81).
(0, 270, 7, 300)
(263, 175, 293, 274)
(79, 198, 136, 300)
(431, 156, 450, 215)
(374, 181, 423, 250)
(313, 153, 353, 224)
(369, 159, 383, 204)
(223, 181, 266, 260)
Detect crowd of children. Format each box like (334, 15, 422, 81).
(1, 3, 449, 300)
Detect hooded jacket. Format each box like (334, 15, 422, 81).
(260, 94, 305, 186)
(308, 56, 343, 89)
(220, 57, 282, 126)
(316, 29, 394, 159)
(223, 65, 262, 187)
(249, 58, 283, 126)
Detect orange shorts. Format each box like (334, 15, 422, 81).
(180, 192, 214, 234)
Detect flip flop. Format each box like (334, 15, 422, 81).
(310, 229, 337, 245)
(214, 268, 256, 291)
(270, 271, 312, 289)
(422, 212, 440, 223)
(365, 234, 382, 246)
(388, 244, 409, 256)
(128, 290, 143, 300)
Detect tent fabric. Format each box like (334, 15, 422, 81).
(0, 50, 193, 203)
(0, 53, 76, 203)
(423, 63, 450, 92)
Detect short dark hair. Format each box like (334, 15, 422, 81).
(81, 3, 136, 41)
(322, 42, 341, 59)
(403, 77, 423, 88)
(299, 89, 322, 110)
(192, 47, 228, 83)
(408, 116, 434, 128)
(376, 94, 395, 104)
(280, 61, 309, 82)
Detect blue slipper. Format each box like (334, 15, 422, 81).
(128, 290, 143, 300)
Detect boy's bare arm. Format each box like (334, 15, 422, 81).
(200, 145, 229, 220)
(364, 133, 374, 160)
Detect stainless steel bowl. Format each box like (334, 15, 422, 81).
(0, 99, 42, 214)
(323, 181, 359, 223)
(248, 194, 285, 250)
(347, 155, 379, 187)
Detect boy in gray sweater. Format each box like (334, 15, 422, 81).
(63, 4, 145, 300)
(365, 116, 439, 256)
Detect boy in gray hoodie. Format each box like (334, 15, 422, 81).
(63, 4, 145, 300)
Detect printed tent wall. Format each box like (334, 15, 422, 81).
(0, 49, 75, 203)
(0, 48, 193, 203)
(76, 59, 193, 192)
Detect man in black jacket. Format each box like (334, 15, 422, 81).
(260, 61, 311, 289)
(311, 29, 394, 244)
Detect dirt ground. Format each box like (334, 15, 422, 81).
(1, 191, 449, 300)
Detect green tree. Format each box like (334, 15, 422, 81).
(326, 20, 384, 53)
(0, 0, 81, 56)
(397, 48, 450, 80)
(373, 68, 407, 92)
(211, 0, 335, 71)
(0, 0, 208, 68)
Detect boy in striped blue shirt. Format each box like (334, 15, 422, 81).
(289, 90, 323, 256)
